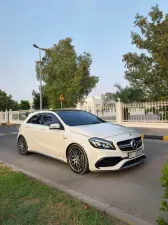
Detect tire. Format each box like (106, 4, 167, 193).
(17, 136, 29, 155)
(67, 144, 89, 174)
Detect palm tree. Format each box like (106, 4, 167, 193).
(102, 84, 146, 120)
(113, 84, 145, 103)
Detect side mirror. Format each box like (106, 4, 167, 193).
(49, 123, 61, 129)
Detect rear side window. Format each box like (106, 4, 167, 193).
(27, 114, 43, 125)
(43, 113, 60, 126)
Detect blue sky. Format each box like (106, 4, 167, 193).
(0, 0, 167, 102)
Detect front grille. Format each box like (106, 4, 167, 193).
(117, 137, 142, 151)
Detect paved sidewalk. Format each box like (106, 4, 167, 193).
(131, 127, 168, 136)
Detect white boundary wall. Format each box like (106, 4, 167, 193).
(0, 110, 8, 124)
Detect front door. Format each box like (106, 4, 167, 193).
(39, 113, 66, 161)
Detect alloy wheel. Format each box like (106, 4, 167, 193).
(17, 137, 27, 155)
(68, 145, 86, 173)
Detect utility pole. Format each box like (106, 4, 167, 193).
(39, 48, 42, 111)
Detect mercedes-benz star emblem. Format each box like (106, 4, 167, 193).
(130, 139, 138, 150)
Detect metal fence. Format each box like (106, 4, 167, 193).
(96, 104, 116, 121)
(122, 101, 168, 123)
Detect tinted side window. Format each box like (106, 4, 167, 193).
(27, 114, 43, 125)
(43, 113, 60, 126)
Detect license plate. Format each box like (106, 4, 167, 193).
(128, 149, 143, 159)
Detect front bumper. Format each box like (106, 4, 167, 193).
(95, 154, 146, 170)
(88, 144, 146, 171)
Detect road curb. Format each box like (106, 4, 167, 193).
(0, 160, 153, 225)
(141, 134, 168, 141)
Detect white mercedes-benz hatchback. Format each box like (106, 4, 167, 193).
(17, 110, 146, 174)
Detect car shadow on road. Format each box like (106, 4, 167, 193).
(30, 151, 148, 179)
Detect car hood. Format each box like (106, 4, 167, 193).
(70, 122, 136, 138)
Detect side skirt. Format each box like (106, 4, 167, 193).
(28, 149, 68, 163)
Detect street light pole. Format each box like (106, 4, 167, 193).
(33, 44, 44, 110)
(38, 48, 42, 111)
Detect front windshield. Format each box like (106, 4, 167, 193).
(56, 110, 105, 126)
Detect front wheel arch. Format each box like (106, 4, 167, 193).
(66, 143, 89, 174)
(66, 143, 89, 160)
(66, 143, 77, 160)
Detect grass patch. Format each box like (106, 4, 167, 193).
(0, 164, 121, 225)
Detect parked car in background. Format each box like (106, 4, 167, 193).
(17, 110, 146, 174)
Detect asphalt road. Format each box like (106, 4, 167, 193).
(0, 125, 168, 225)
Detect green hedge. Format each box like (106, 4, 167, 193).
(157, 164, 168, 225)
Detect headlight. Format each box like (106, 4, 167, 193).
(89, 137, 115, 150)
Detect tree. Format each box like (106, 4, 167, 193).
(101, 92, 115, 106)
(36, 38, 99, 108)
(113, 84, 146, 103)
(123, 5, 168, 100)
(0, 90, 18, 111)
(102, 84, 145, 104)
(32, 90, 49, 110)
(19, 100, 30, 110)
